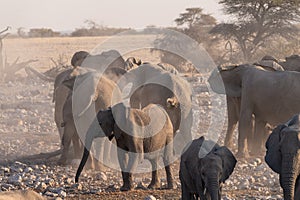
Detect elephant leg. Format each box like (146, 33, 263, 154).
(181, 182, 195, 200)
(117, 148, 133, 191)
(249, 120, 266, 155)
(58, 122, 74, 165)
(175, 112, 193, 155)
(90, 138, 106, 171)
(148, 158, 161, 189)
(237, 103, 253, 158)
(72, 131, 83, 159)
(224, 97, 240, 149)
(163, 138, 174, 189)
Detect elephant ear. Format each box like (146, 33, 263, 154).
(214, 146, 237, 183)
(208, 65, 242, 97)
(265, 124, 287, 174)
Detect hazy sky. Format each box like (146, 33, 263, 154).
(0, 0, 227, 32)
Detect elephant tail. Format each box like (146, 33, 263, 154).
(75, 147, 90, 183)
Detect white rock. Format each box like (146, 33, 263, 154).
(144, 195, 156, 200)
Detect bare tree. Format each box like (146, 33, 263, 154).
(0, 27, 38, 81)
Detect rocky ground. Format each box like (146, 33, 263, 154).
(0, 74, 283, 200)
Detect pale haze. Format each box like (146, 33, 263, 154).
(0, 0, 226, 32)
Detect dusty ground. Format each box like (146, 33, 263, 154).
(0, 37, 283, 199)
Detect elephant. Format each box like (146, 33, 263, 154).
(53, 50, 127, 165)
(265, 114, 300, 200)
(61, 67, 122, 169)
(117, 63, 193, 155)
(209, 56, 280, 151)
(180, 136, 237, 200)
(208, 63, 300, 157)
(222, 56, 284, 151)
(75, 102, 175, 191)
(280, 54, 300, 72)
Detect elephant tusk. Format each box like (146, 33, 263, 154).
(77, 96, 94, 117)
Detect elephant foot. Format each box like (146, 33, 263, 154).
(57, 157, 67, 165)
(167, 181, 175, 189)
(120, 184, 133, 191)
(147, 181, 161, 190)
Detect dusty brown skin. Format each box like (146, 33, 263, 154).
(76, 103, 175, 191)
(0, 190, 45, 200)
(122, 64, 193, 155)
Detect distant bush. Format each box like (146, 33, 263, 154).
(71, 27, 130, 37)
(28, 28, 61, 38)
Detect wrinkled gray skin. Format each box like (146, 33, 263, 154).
(265, 114, 300, 200)
(75, 103, 175, 191)
(180, 136, 237, 200)
(280, 55, 300, 72)
(208, 64, 300, 157)
(120, 64, 192, 154)
(223, 62, 283, 153)
(53, 50, 126, 165)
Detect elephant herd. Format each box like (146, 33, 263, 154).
(52, 50, 300, 199)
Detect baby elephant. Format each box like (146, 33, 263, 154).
(76, 103, 175, 191)
(265, 114, 300, 200)
(180, 136, 237, 200)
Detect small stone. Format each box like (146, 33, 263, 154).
(37, 182, 47, 190)
(71, 183, 82, 190)
(144, 195, 156, 200)
(8, 174, 22, 185)
(58, 190, 67, 197)
(24, 167, 33, 173)
(65, 178, 73, 184)
(1, 167, 10, 173)
(95, 172, 107, 181)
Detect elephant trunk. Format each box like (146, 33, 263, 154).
(280, 153, 298, 200)
(75, 133, 94, 182)
(206, 175, 220, 200)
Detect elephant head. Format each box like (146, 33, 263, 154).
(265, 114, 300, 200)
(71, 51, 90, 67)
(280, 55, 300, 72)
(208, 64, 242, 97)
(208, 63, 285, 97)
(198, 145, 237, 200)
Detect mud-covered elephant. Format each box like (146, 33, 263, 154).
(60, 67, 121, 168)
(53, 50, 127, 164)
(265, 114, 300, 200)
(208, 63, 300, 157)
(117, 64, 193, 154)
(75, 102, 175, 191)
(180, 136, 236, 200)
(222, 57, 284, 151)
(280, 54, 300, 72)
